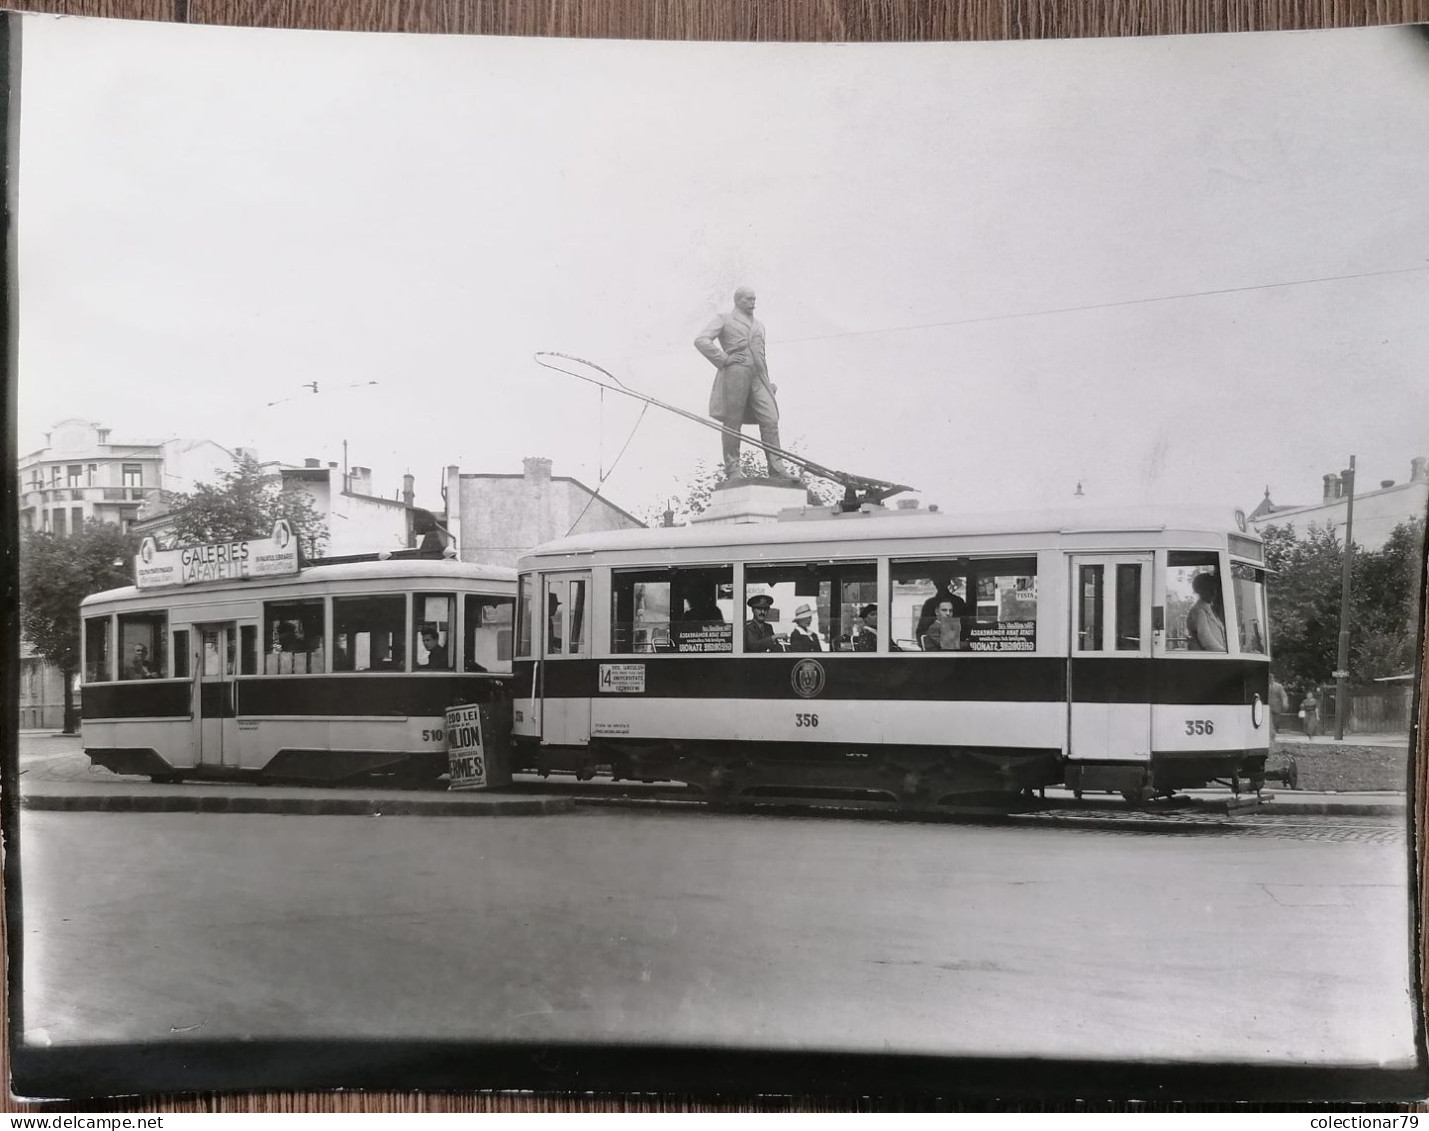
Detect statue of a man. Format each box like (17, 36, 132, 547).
(694, 286, 792, 480)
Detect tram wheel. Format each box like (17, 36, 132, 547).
(149, 772, 184, 784)
(1121, 787, 1149, 806)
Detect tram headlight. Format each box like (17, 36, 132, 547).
(1251, 693, 1264, 729)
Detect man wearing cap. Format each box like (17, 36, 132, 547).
(694, 286, 793, 481)
(787, 603, 823, 652)
(744, 593, 784, 652)
(851, 604, 878, 652)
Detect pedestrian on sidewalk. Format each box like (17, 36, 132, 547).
(1300, 688, 1321, 738)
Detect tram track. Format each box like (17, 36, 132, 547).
(511, 776, 1406, 840)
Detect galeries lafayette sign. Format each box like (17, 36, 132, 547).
(135, 520, 300, 589)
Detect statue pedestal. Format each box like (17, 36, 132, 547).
(693, 477, 809, 525)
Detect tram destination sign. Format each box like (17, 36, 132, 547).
(134, 519, 300, 589)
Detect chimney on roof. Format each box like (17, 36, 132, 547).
(1412, 457, 1428, 483)
(304, 458, 320, 469)
(1323, 474, 1338, 503)
(402, 473, 415, 506)
(350, 465, 372, 495)
(523, 456, 552, 485)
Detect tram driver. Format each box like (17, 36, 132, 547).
(1186, 572, 1228, 652)
(744, 593, 785, 652)
(126, 643, 159, 680)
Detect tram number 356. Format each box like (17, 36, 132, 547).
(795, 713, 820, 728)
(1184, 719, 1215, 735)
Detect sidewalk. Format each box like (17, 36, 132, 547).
(21, 777, 574, 817)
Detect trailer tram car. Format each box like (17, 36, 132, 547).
(80, 554, 516, 786)
(511, 504, 1272, 806)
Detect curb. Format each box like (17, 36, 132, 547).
(20, 793, 575, 817)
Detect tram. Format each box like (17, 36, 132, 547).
(80, 529, 516, 786)
(510, 503, 1272, 806)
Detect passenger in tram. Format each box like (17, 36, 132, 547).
(787, 603, 823, 652)
(744, 593, 785, 652)
(851, 605, 878, 651)
(922, 599, 963, 652)
(125, 643, 159, 680)
(915, 580, 968, 642)
(683, 590, 725, 624)
(419, 627, 449, 670)
(1185, 572, 1228, 652)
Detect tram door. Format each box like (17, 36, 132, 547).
(195, 621, 239, 767)
(540, 573, 591, 746)
(1067, 555, 1153, 762)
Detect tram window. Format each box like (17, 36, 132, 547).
(465, 594, 514, 672)
(516, 575, 534, 659)
(568, 580, 587, 655)
(118, 612, 167, 678)
(1165, 552, 1225, 653)
(891, 557, 1037, 653)
(1231, 562, 1269, 655)
(264, 599, 326, 675)
(415, 594, 456, 672)
(333, 594, 406, 672)
(239, 625, 258, 675)
(1115, 563, 1143, 650)
(173, 630, 190, 679)
(745, 561, 875, 654)
(1077, 565, 1104, 651)
(84, 617, 112, 682)
(611, 571, 672, 654)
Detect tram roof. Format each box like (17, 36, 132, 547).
(523, 503, 1258, 560)
(81, 557, 516, 608)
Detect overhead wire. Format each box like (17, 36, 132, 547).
(771, 264, 1429, 347)
(565, 399, 650, 536)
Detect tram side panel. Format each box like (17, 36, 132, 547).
(513, 653, 1068, 801)
(82, 672, 512, 784)
(1148, 657, 1270, 791)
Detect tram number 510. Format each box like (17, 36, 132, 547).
(1184, 719, 1214, 736)
(795, 713, 820, 728)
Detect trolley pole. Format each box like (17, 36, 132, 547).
(1333, 456, 1356, 741)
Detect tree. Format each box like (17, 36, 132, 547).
(641, 449, 846, 527)
(1261, 518, 1425, 692)
(20, 519, 138, 733)
(163, 454, 328, 559)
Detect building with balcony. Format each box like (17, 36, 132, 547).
(1248, 456, 1429, 551)
(18, 419, 234, 536)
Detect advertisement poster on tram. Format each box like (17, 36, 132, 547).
(7, 5, 1427, 1108)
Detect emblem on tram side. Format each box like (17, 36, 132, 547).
(791, 658, 826, 699)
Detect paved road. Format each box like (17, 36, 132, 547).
(15, 805, 1414, 1067)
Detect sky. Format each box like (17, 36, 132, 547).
(15, 16, 1429, 520)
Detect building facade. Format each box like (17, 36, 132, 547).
(18, 419, 236, 536)
(18, 639, 69, 730)
(280, 461, 432, 557)
(443, 457, 646, 568)
(1249, 456, 1428, 550)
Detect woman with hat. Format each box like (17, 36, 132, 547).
(787, 603, 823, 652)
(744, 593, 785, 652)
